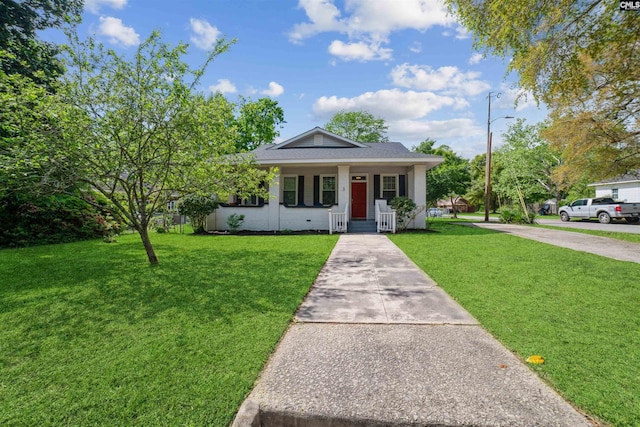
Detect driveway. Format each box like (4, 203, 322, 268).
(465, 222, 640, 263)
(537, 217, 640, 233)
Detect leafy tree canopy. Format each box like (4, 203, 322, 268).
(324, 110, 389, 142)
(7, 31, 275, 264)
(446, 0, 640, 178)
(493, 119, 564, 204)
(234, 96, 285, 151)
(0, 0, 82, 86)
(413, 141, 470, 216)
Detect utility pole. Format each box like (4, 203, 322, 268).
(484, 92, 513, 222)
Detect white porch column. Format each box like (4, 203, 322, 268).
(337, 165, 350, 215)
(413, 164, 427, 229)
(268, 170, 280, 231)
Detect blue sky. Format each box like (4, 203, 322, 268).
(46, 0, 546, 158)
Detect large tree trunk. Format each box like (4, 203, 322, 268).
(138, 226, 159, 265)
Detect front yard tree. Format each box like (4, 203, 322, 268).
(42, 32, 272, 264)
(414, 143, 470, 218)
(493, 119, 565, 206)
(447, 0, 640, 176)
(324, 110, 389, 142)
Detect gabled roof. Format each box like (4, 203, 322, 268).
(252, 127, 444, 168)
(588, 171, 640, 186)
(271, 127, 368, 149)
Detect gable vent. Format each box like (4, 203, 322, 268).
(314, 134, 323, 146)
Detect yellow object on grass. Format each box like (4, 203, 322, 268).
(526, 355, 545, 364)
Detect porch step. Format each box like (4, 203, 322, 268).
(348, 220, 377, 233)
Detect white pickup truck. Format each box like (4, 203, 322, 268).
(558, 197, 640, 224)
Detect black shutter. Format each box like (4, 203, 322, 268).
(313, 176, 320, 206)
(259, 181, 266, 205)
(298, 176, 305, 206)
(374, 175, 380, 199)
(399, 175, 406, 197)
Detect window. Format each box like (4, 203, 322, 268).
(381, 175, 397, 200)
(321, 175, 336, 205)
(167, 200, 176, 211)
(283, 176, 297, 205)
(612, 188, 619, 200)
(242, 195, 259, 206)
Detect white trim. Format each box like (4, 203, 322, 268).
(282, 175, 298, 206)
(381, 174, 399, 199)
(271, 127, 368, 149)
(320, 174, 337, 205)
(350, 173, 369, 219)
(588, 179, 640, 186)
(256, 158, 441, 166)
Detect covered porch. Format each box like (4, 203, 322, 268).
(206, 162, 429, 233)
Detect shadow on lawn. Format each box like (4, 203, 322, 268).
(0, 235, 330, 332)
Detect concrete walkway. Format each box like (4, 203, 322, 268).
(466, 222, 640, 263)
(233, 235, 591, 427)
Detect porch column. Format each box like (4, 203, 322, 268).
(413, 164, 427, 229)
(267, 170, 280, 231)
(337, 165, 350, 216)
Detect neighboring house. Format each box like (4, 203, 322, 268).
(589, 172, 640, 202)
(437, 197, 475, 213)
(206, 127, 444, 232)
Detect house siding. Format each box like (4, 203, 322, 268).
(209, 162, 433, 231)
(594, 182, 640, 202)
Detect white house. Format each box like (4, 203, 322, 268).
(206, 127, 444, 233)
(589, 172, 640, 203)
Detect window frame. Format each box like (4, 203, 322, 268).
(320, 174, 337, 206)
(612, 188, 619, 200)
(380, 174, 398, 200)
(282, 175, 298, 206)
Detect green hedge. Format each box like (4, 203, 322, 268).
(0, 191, 121, 247)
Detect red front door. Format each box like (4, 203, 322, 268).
(351, 182, 367, 219)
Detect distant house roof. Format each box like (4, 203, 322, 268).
(251, 127, 444, 167)
(588, 171, 640, 186)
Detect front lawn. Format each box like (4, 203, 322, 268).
(390, 223, 640, 427)
(0, 232, 337, 426)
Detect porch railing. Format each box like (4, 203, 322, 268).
(375, 199, 396, 233)
(328, 203, 349, 234)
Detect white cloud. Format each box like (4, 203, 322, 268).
(209, 79, 236, 94)
(493, 85, 538, 112)
(189, 18, 221, 50)
(409, 42, 422, 53)
(389, 118, 483, 144)
(261, 81, 285, 97)
(313, 88, 460, 121)
(97, 16, 139, 46)
(85, 0, 126, 14)
(390, 63, 490, 96)
(289, 0, 455, 61)
(469, 53, 483, 65)
(328, 40, 392, 61)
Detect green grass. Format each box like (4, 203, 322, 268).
(390, 223, 640, 427)
(0, 232, 338, 426)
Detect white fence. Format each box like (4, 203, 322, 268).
(375, 200, 396, 233)
(328, 203, 349, 234)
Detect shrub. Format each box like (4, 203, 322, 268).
(0, 191, 122, 247)
(227, 213, 245, 234)
(499, 206, 537, 224)
(178, 195, 218, 233)
(390, 196, 418, 231)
